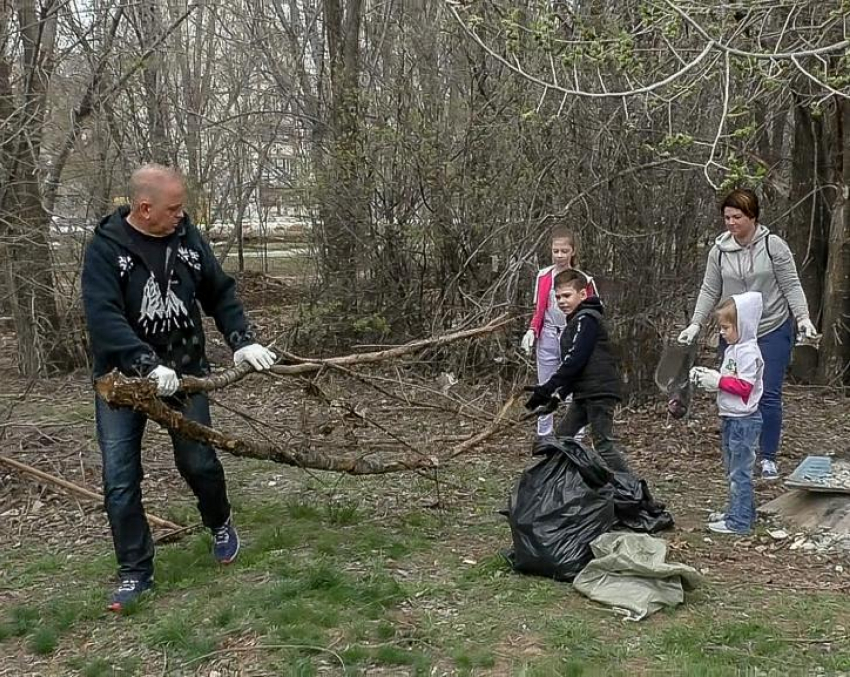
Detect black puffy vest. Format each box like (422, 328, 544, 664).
(559, 306, 621, 401)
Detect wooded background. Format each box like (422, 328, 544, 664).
(1, 0, 848, 390)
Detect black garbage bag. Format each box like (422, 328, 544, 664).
(607, 472, 675, 533)
(504, 439, 617, 581)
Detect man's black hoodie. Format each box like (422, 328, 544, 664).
(82, 206, 255, 379)
(539, 296, 621, 401)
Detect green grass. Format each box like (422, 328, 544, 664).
(2, 462, 850, 676)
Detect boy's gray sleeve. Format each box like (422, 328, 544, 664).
(690, 247, 723, 327)
(770, 236, 810, 322)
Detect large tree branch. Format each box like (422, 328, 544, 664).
(96, 377, 433, 474)
(93, 314, 520, 475)
(94, 375, 521, 475)
(96, 312, 515, 395)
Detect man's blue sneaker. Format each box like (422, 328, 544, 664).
(212, 517, 240, 564)
(108, 577, 153, 612)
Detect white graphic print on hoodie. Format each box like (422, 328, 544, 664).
(718, 291, 764, 418)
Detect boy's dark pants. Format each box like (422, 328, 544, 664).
(555, 397, 631, 473)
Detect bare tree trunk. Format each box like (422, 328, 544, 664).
(789, 95, 829, 323)
(0, 0, 78, 374)
(817, 99, 850, 384)
(129, 0, 172, 164)
(319, 0, 364, 298)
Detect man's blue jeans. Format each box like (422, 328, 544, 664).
(720, 412, 761, 533)
(95, 393, 231, 580)
(719, 317, 793, 461)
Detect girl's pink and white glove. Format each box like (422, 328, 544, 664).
(234, 344, 277, 371)
(520, 330, 536, 355)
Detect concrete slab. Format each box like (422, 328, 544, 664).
(760, 489, 850, 535)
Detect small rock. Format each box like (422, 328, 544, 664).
(462, 558, 477, 565)
(267, 480, 277, 487)
(755, 545, 767, 553)
(836, 565, 844, 574)
(209, 671, 221, 677)
(703, 537, 713, 544)
(802, 542, 817, 553)
(768, 529, 788, 540)
(700, 567, 710, 575)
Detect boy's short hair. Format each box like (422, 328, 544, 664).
(554, 269, 588, 293)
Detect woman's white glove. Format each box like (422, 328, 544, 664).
(520, 330, 536, 356)
(797, 318, 818, 340)
(689, 366, 720, 392)
(149, 365, 179, 397)
(234, 343, 277, 371)
(677, 324, 701, 345)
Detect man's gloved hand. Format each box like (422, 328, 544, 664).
(797, 318, 819, 340)
(689, 366, 720, 392)
(234, 344, 277, 371)
(523, 385, 560, 418)
(520, 329, 536, 356)
(149, 365, 179, 397)
(678, 323, 701, 345)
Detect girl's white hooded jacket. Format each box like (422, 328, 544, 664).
(718, 291, 765, 418)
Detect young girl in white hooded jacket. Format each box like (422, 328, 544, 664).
(690, 291, 764, 535)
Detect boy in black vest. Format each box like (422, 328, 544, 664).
(524, 270, 630, 473)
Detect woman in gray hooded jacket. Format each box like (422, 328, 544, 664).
(678, 188, 818, 480)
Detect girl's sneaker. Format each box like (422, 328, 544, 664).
(708, 520, 749, 536)
(761, 459, 779, 480)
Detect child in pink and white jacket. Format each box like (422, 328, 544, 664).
(520, 228, 599, 439)
(690, 291, 764, 535)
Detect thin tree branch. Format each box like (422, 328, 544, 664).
(444, 1, 717, 100)
(0, 453, 185, 532)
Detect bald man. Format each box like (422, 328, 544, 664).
(82, 164, 276, 611)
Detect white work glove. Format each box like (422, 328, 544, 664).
(689, 366, 720, 392)
(149, 365, 179, 397)
(677, 323, 701, 345)
(797, 318, 818, 340)
(233, 343, 277, 371)
(520, 329, 536, 356)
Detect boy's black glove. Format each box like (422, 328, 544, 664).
(523, 385, 560, 419)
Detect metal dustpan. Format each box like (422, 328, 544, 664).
(654, 342, 698, 393)
(655, 342, 698, 420)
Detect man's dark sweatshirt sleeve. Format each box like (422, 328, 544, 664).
(540, 313, 600, 398)
(194, 230, 256, 351)
(82, 240, 160, 375)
